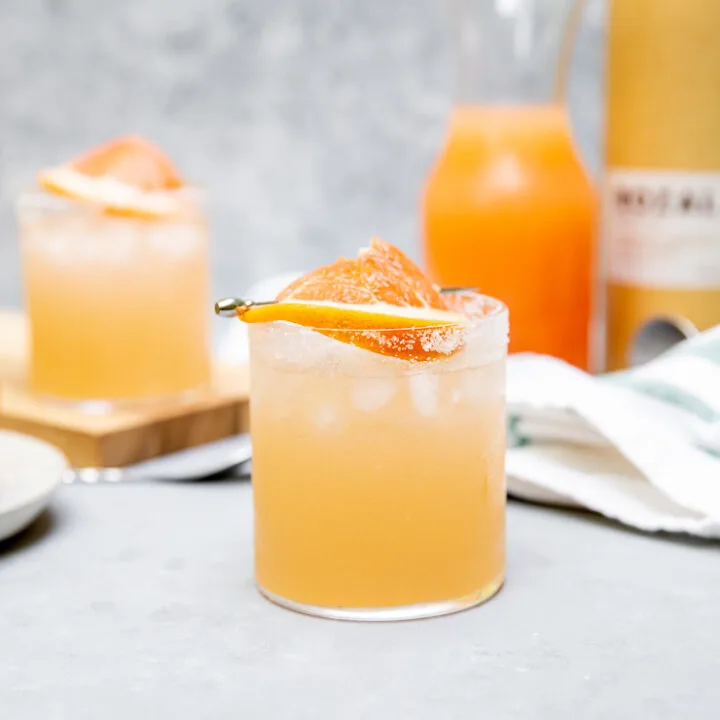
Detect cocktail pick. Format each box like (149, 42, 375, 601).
(214, 298, 277, 318)
(214, 287, 479, 319)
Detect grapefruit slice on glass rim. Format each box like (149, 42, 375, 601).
(37, 136, 188, 219)
(238, 238, 469, 362)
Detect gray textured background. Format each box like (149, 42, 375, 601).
(0, 0, 604, 308)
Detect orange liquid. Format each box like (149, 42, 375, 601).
(20, 202, 210, 401)
(423, 105, 596, 369)
(249, 317, 507, 613)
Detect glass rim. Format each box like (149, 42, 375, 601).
(16, 184, 205, 213)
(256, 293, 508, 335)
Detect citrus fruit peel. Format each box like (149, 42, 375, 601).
(37, 136, 187, 219)
(238, 299, 465, 330)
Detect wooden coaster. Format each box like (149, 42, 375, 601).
(0, 310, 249, 467)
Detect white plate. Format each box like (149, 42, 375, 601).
(0, 430, 68, 543)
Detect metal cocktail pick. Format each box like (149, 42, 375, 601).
(214, 298, 277, 318)
(214, 287, 478, 319)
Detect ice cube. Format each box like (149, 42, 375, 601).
(409, 373, 439, 418)
(43, 222, 138, 265)
(314, 404, 339, 431)
(352, 377, 396, 413)
(455, 373, 485, 405)
(149, 225, 201, 257)
(453, 363, 504, 406)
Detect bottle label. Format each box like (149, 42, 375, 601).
(604, 169, 720, 288)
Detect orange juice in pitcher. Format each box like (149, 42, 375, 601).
(423, 0, 596, 369)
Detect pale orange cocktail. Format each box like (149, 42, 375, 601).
(18, 137, 210, 405)
(236, 239, 508, 620)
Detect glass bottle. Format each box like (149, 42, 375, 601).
(422, 0, 596, 369)
(604, 0, 720, 370)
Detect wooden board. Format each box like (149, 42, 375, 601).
(0, 310, 249, 467)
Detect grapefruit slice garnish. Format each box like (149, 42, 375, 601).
(241, 238, 468, 361)
(37, 136, 186, 219)
(277, 237, 449, 310)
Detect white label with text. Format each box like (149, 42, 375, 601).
(604, 169, 720, 288)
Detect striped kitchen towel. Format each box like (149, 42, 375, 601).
(506, 326, 720, 538)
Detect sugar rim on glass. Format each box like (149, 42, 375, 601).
(266, 292, 508, 335)
(250, 292, 509, 374)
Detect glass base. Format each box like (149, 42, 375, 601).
(258, 574, 504, 622)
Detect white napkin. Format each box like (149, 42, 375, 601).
(507, 327, 720, 537)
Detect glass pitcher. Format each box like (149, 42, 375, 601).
(422, 0, 596, 370)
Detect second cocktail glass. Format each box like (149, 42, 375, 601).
(18, 137, 211, 407)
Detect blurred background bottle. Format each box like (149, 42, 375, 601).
(604, 0, 720, 370)
(422, 0, 596, 370)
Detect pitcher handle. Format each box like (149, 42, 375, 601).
(555, 0, 587, 102)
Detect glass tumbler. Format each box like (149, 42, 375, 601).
(248, 294, 508, 621)
(18, 191, 210, 408)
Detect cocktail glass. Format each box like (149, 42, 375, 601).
(247, 293, 508, 621)
(18, 190, 210, 408)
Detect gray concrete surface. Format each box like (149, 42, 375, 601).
(1, 482, 719, 719)
(0, 0, 604, 308)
